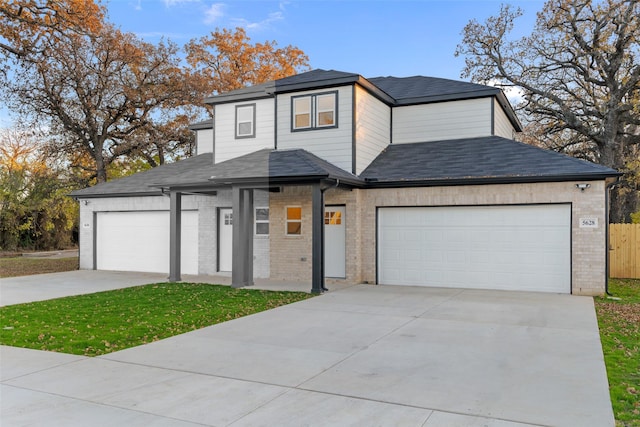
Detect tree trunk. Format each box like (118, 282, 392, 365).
(94, 151, 107, 184)
(602, 135, 636, 223)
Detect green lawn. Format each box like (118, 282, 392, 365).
(0, 283, 312, 356)
(595, 279, 640, 427)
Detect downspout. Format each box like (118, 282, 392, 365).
(605, 177, 621, 296)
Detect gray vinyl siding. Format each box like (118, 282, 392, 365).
(355, 85, 390, 174)
(494, 98, 516, 139)
(277, 86, 353, 172)
(392, 98, 492, 144)
(215, 98, 275, 164)
(196, 128, 214, 155)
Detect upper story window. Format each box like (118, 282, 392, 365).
(293, 97, 311, 129)
(235, 104, 255, 138)
(291, 91, 337, 131)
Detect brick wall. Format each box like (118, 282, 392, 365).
(358, 181, 607, 295)
(79, 180, 608, 295)
(267, 185, 362, 283)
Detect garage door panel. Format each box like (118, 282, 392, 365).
(96, 211, 198, 275)
(378, 205, 571, 293)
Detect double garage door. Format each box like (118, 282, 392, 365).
(378, 204, 571, 293)
(96, 211, 198, 275)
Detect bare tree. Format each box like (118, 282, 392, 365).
(456, 0, 640, 222)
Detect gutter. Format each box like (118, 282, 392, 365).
(605, 176, 621, 296)
(363, 174, 620, 188)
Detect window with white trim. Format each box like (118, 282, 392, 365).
(291, 91, 337, 131)
(316, 93, 336, 127)
(235, 104, 255, 138)
(286, 206, 302, 235)
(255, 207, 269, 236)
(293, 97, 311, 129)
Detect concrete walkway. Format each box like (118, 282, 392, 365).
(0, 270, 354, 306)
(0, 272, 614, 426)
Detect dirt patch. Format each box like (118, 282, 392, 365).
(597, 302, 640, 326)
(0, 257, 79, 278)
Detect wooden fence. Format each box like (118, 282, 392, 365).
(610, 224, 640, 279)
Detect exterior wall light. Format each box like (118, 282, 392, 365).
(576, 183, 591, 191)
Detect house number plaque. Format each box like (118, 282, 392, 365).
(579, 217, 598, 228)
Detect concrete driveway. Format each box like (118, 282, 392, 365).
(1, 272, 614, 426)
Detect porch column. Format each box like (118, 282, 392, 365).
(232, 186, 254, 287)
(311, 183, 325, 294)
(169, 190, 182, 282)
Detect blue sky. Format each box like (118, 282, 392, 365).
(110, 0, 545, 78)
(1, 0, 547, 126)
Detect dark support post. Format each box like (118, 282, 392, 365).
(244, 188, 254, 285)
(311, 183, 325, 294)
(232, 186, 254, 287)
(169, 190, 182, 282)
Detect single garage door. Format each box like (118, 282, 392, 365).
(96, 211, 198, 274)
(378, 204, 571, 293)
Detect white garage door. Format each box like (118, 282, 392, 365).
(96, 211, 198, 275)
(378, 205, 570, 293)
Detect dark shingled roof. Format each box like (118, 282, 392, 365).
(360, 136, 620, 185)
(204, 81, 275, 104)
(69, 153, 214, 198)
(70, 136, 619, 198)
(204, 69, 504, 106)
(368, 76, 500, 105)
(151, 148, 362, 189)
(274, 69, 360, 91)
(70, 149, 362, 197)
(188, 119, 213, 131)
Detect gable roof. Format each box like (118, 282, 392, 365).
(361, 136, 620, 186)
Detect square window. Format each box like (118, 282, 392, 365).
(295, 114, 310, 128)
(286, 206, 302, 235)
(324, 211, 341, 225)
(256, 222, 269, 235)
(287, 222, 301, 235)
(238, 122, 252, 135)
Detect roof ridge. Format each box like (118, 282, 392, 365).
(295, 149, 361, 178)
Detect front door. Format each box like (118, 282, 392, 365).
(218, 208, 233, 272)
(324, 206, 346, 278)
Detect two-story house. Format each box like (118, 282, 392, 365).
(71, 69, 620, 295)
